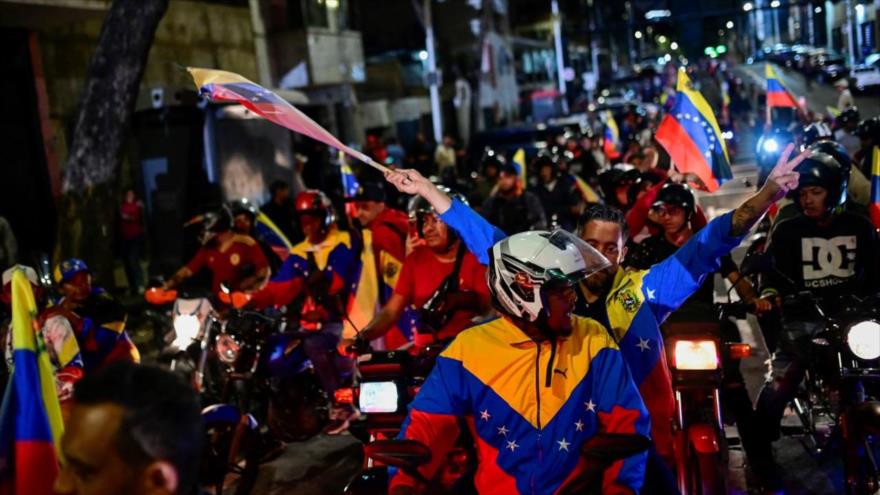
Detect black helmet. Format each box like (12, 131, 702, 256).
(408, 186, 468, 240)
(801, 122, 833, 149)
(857, 117, 880, 142)
(807, 140, 853, 172)
(481, 148, 506, 169)
(196, 206, 233, 245)
(228, 198, 258, 220)
(794, 149, 850, 211)
(599, 164, 641, 207)
(532, 150, 557, 172)
(652, 183, 696, 218)
(838, 106, 860, 126)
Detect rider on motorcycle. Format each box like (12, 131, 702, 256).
(384, 143, 806, 491)
(52, 258, 140, 371)
(388, 229, 651, 495)
(343, 182, 411, 349)
(165, 204, 270, 296)
(247, 190, 359, 434)
(353, 187, 491, 350)
(528, 151, 581, 232)
(479, 152, 547, 235)
(752, 146, 880, 493)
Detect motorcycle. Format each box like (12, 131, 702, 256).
(144, 286, 218, 394)
(211, 306, 329, 442)
(663, 300, 754, 495)
(744, 252, 880, 494)
(341, 338, 476, 495)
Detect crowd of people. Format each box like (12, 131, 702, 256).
(2, 58, 880, 495)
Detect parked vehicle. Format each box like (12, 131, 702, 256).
(851, 53, 880, 92)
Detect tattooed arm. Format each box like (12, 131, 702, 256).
(729, 144, 807, 237)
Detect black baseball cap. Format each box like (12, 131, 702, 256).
(345, 182, 386, 202)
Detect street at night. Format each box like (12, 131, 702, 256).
(1, 1, 880, 495)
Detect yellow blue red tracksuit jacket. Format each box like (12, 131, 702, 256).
(438, 199, 745, 459)
(391, 315, 650, 494)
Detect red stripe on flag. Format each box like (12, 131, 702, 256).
(468, 418, 520, 493)
(655, 114, 720, 192)
(15, 440, 59, 495)
(766, 91, 798, 108)
(870, 203, 880, 231)
(639, 359, 676, 460)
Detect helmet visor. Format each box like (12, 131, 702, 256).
(534, 230, 611, 285)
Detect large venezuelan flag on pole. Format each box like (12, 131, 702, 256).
(765, 64, 799, 108)
(870, 146, 880, 230)
(189, 68, 388, 174)
(0, 269, 64, 495)
(654, 68, 733, 192)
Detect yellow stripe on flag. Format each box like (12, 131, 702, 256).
(873, 147, 880, 178)
(11, 270, 64, 460)
(512, 148, 527, 184)
(344, 229, 379, 340)
(187, 67, 253, 88)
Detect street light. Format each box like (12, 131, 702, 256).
(418, 50, 428, 61)
(726, 20, 734, 29)
(814, 6, 822, 13)
(743, 2, 754, 12)
(658, 35, 667, 44)
(670, 41, 679, 50)
(770, 0, 780, 8)
(635, 30, 643, 39)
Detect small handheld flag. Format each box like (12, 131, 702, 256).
(765, 65, 799, 109)
(654, 68, 733, 192)
(512, 148, 527, 184)
(189, 68, 388, 175)
(603, 111, 621, 160)
(870, 146, 880, 230)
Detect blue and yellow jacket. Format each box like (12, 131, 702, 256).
(392, 316, 650, 494)
(438, 199, 745, 459)
(251, 226, 359, 322)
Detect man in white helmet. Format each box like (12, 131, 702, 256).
(386, 229, 651, 494)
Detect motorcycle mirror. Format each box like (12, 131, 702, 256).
(364, 439, 432, 471)
(740, 251, 774, 276)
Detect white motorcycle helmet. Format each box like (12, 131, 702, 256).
(488, 230, 610, 322)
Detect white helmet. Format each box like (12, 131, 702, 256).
(488, 230, 610, 322)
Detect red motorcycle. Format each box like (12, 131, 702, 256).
(664, 301, 753, 495)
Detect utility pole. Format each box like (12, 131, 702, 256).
(551, 0, 569, 114)
(424, 0, 443, 144)
(845, 0, 856, 66)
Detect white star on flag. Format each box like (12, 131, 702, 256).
(646, 288, 656, 300)
(497, 425, 509, 436)
(585, 399, 596, 412)
(506, 440, 519, 452)
(557, 438, 570, 451)
(637, 337, 651, 352)
(480, 409, 491, 421)
(575, 420, 584, 432)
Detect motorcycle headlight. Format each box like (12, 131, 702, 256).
(171, 314, 201, 350)
(672, 340, 719, 370)
(761, 137, 779, 154)
(215, 334, 241, 364)
(846, 321, 880, 360)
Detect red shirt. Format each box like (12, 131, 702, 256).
(393, 245, 489, 345)
(186, 234, 268, 294)
(119, 201, 144, 240)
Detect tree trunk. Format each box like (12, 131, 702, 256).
(58, 0, 168, 288)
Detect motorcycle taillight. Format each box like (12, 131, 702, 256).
(335, 387, 355, 405)
(672, 340, 719, 370)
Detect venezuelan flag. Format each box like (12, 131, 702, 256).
(0, 269, 64, 495)
(654, 68, 732, 192)
(511, 148, 527, 184)
(603, 111, 621, 160)
(573, 174, 601, 204)
(870, 147, 880, 230)
(254, 211, 294, 261)
(765, 64, 799, 108)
